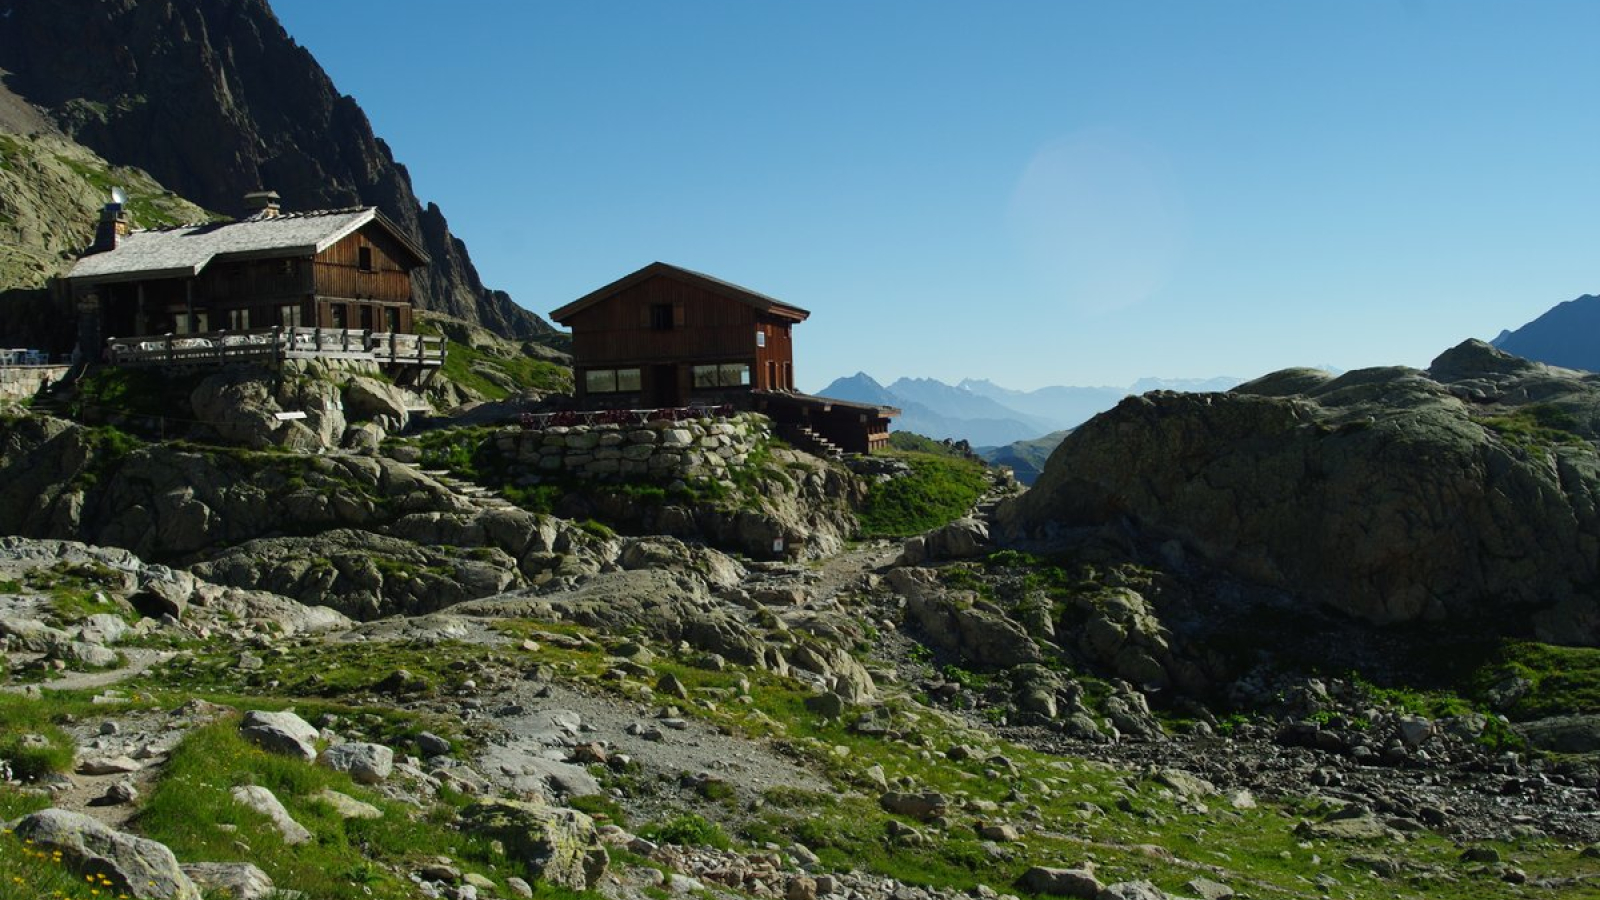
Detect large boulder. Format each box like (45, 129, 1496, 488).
(457, 799, 608, 890)
(998, 341, 1600, 644)
(239, 709, 318, 761)
(320, 742, 394, 784)
(230, 785, 313, 845)
(1517, 715, 1600, 754)
(889, 567, 1043, 668)
(190, 368, 346, 451)
(181, 863, 276, 900)
(8, 808, 200, 900)
(1019, 866, 1103, 898)
(344, 376, 415, 429)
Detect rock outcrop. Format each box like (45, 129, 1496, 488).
(999, 341, 1600, 645)
(0, 416, 465, 562)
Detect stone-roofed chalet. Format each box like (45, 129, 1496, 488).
(64, 191, 443, 375)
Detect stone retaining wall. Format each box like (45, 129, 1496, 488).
(491, 413, 768, 483)
(0, 365, 70, 401)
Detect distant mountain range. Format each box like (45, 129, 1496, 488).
(817, 371, 1247, 475)
(1493, 294, 1600, 372)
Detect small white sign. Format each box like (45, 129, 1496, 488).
(772, 537, 784, 554)
(274, 411, 308, 421)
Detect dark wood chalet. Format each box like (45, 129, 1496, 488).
(552, 262, 897, 454)
(63, 192, 443, 374)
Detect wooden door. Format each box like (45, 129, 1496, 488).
(649, 364, 680, 407)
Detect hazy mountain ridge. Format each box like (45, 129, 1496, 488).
(819, 371, 1247, 456)
(0, 0, 553, 340)
(819, 373, 1046, 446)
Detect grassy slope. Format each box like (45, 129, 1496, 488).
(858, 450, 990, 537)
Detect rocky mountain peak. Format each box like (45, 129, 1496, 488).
(0, 0, 554, 339)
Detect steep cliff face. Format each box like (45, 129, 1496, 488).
(0, 79, 210, 349)
(997, 341, 1600, 646)
(0, 0, 553, 339)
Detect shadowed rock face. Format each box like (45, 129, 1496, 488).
(0, 0, 553, 339)
(998, 341, 1600, 645)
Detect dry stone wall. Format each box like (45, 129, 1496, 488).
(0, 365, 69, 401)
(492, 413, 767, 484)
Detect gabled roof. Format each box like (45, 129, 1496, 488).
(66, 207, 430, 284)
(550, 261, 811, 325)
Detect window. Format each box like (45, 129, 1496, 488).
(692, 363, 751, 388)
(226, 307, 250, 330)
(357, 246, 375, 272)
(330, 304, 347, 329)
(756, 328, 766, 348)
(650, 303, 674, 330)
(585, 368, 642, 394)
(385, 306, 400, 332)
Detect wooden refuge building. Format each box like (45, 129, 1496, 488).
(63, 191, 443, 375)
(552, 262, 897, 454)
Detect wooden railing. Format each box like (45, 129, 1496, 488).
(518, 404, 738, 429)
(105, 326, 445, 369)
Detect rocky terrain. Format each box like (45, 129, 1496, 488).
(0, 0, 553, 340)
(999, 340, 1600, 645)
(6, 344, 1600, 900)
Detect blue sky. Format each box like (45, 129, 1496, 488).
(270, 1, 1600, 392)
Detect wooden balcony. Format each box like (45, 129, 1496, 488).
(106, 326, 446, 369)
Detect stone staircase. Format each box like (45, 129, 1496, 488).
(419, 468, 520, 511)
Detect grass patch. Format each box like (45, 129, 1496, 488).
(857, 451, 989, 538)
(0, 695, 75, 782)
(138, 719, 555, 900)
(73, 367, 201, 422)
(886, 431, 975, 459)
(638, 813, 730, 850)
(1478, 403, 1589, 451)
(1471, 640, 1600, 721)
(416, 322, 571, 400)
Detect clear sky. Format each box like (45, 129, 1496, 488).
(269, 0, 1600, 392)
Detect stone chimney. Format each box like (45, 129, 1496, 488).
(89, 198, 131, 254)
(242, 190, 282, 218)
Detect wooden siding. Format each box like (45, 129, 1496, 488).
(567, 276, 779, 367)
(196, 258, 310, 305)
(312, 228, 415, 304)
(754, 317, 795, 390)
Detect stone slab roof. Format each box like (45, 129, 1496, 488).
(67, 207, 428, 284)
